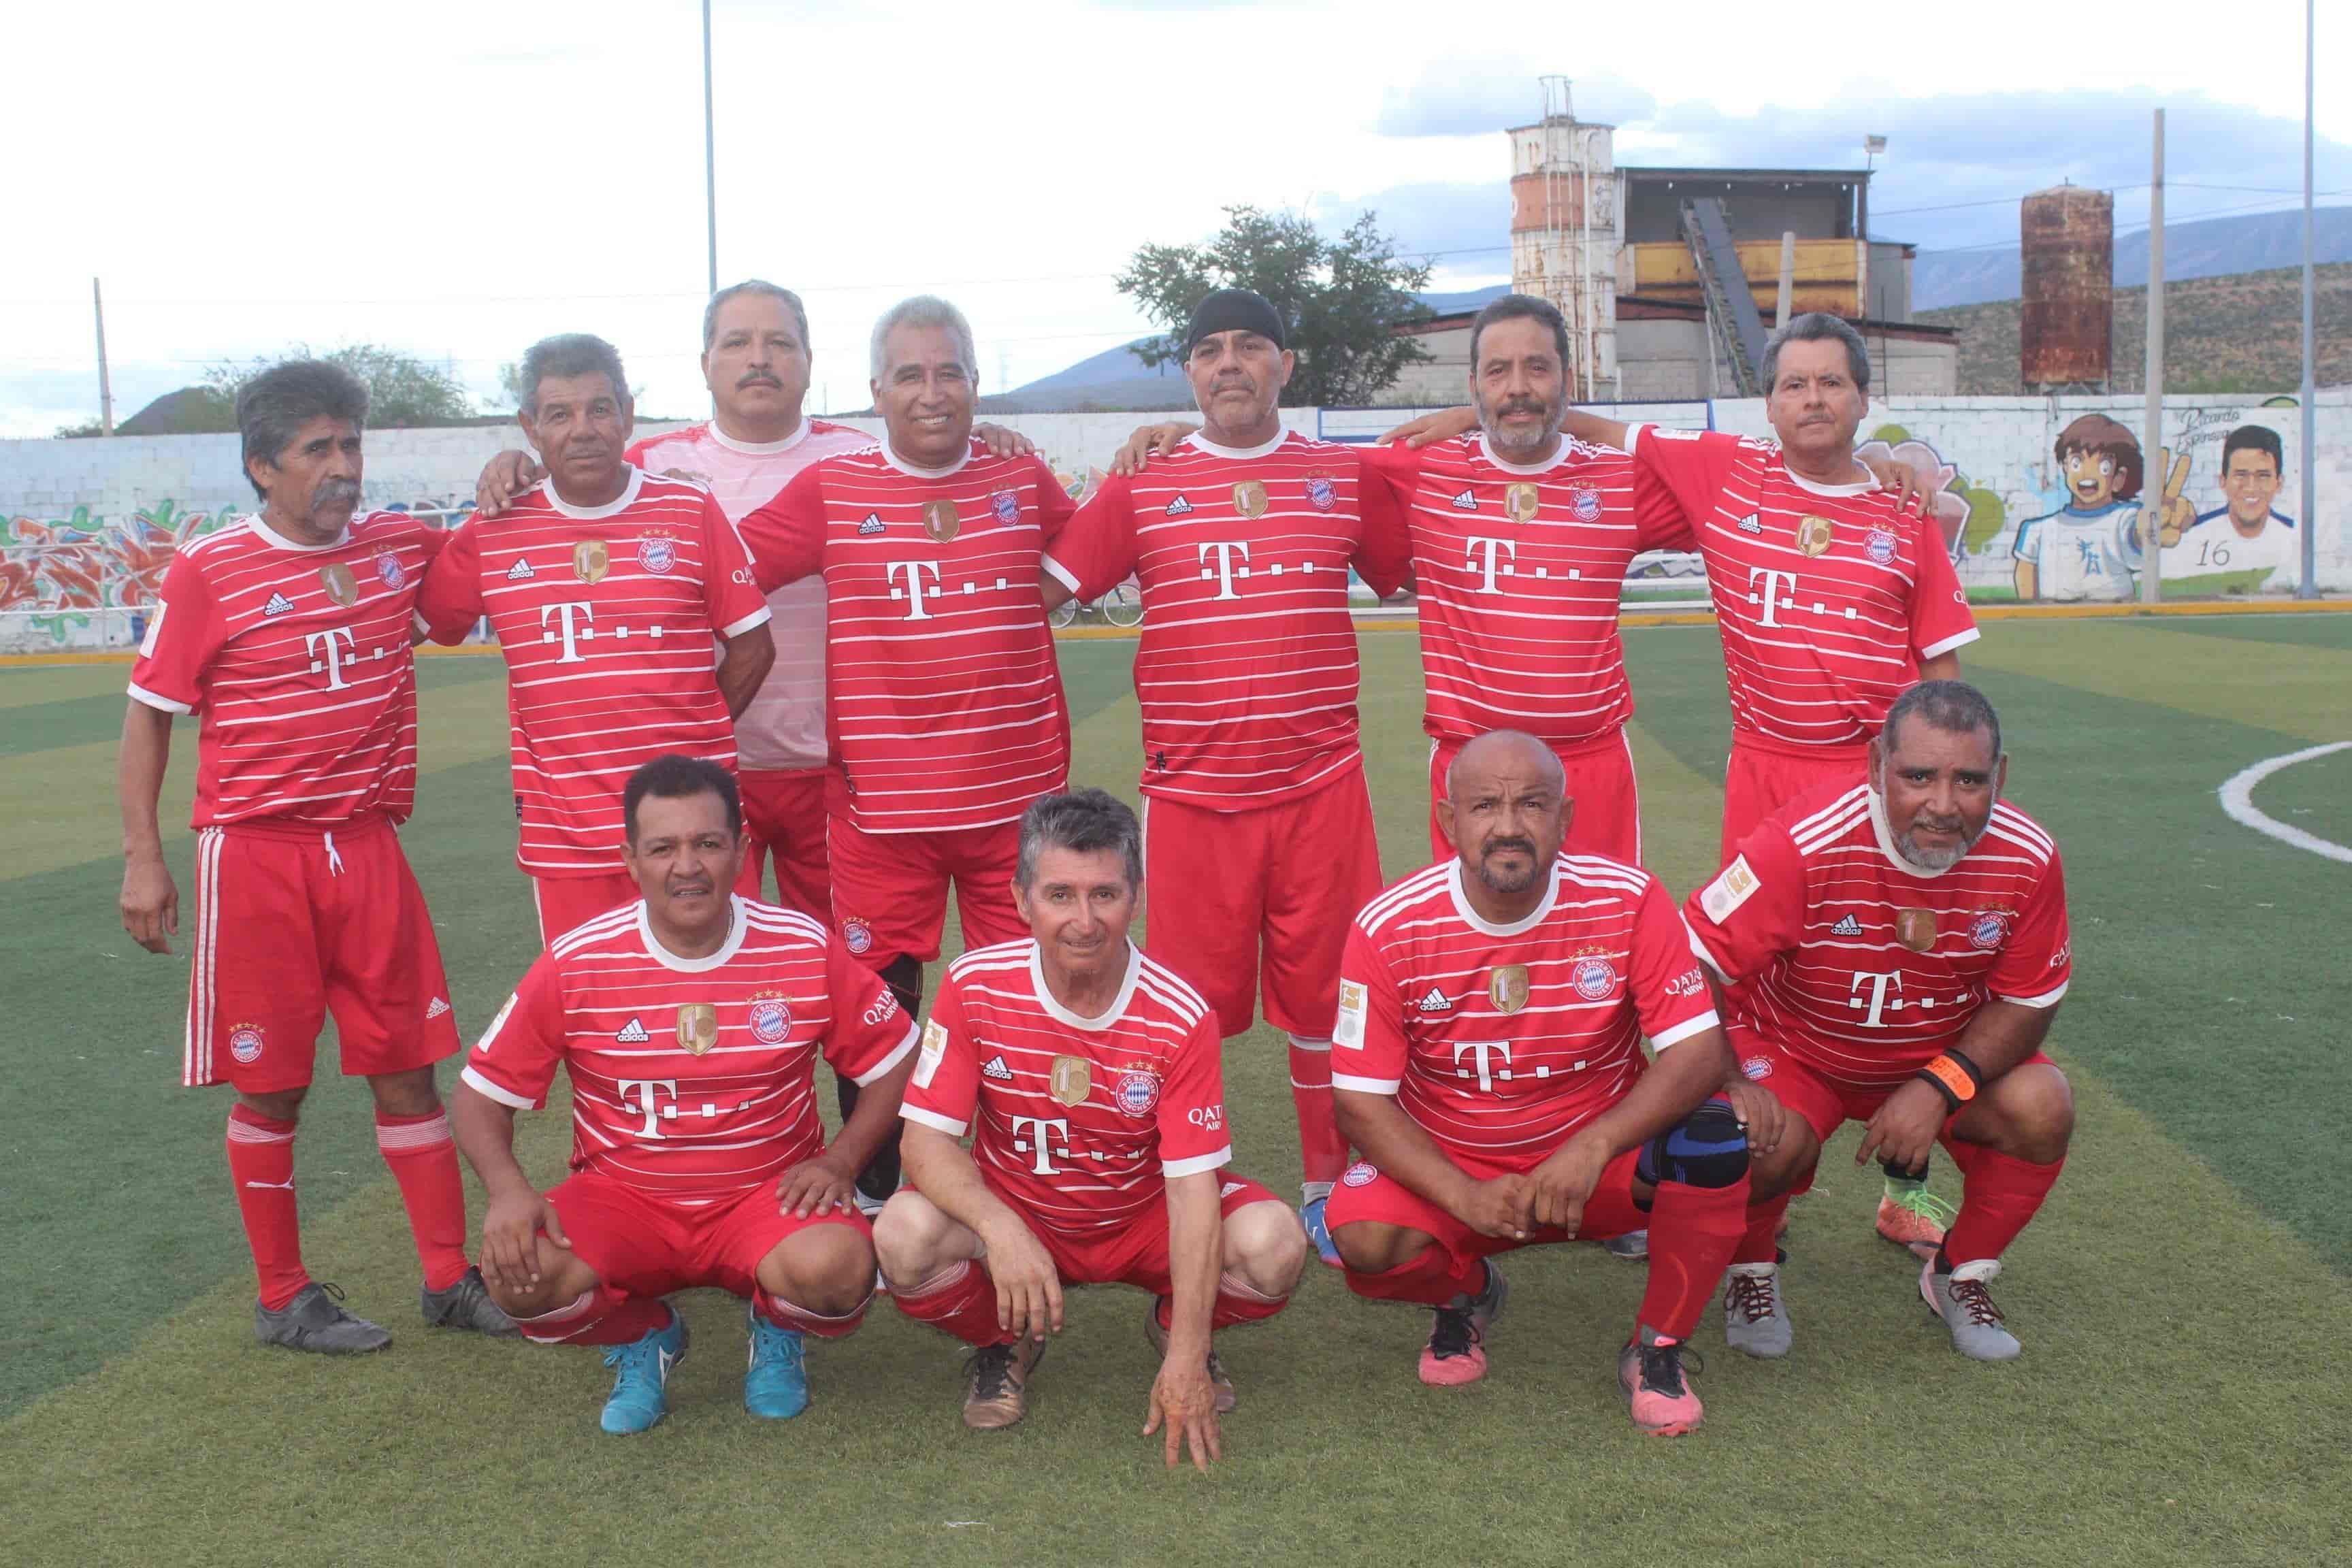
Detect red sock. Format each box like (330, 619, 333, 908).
(1733, 1190, 1793, 1267)
(227, 1105, 309, 1311)
(1639, 1175, 1750, 1341)
(374, 1108, 472, 1292)
(1287, 1037, 1348, 1186)
(1151, 1276, 1292, 1333)
(1942, 1142, 2065, 1268)
(512, 1284, 670, 1347)
(755, 1284, 870, 1340)
(891, 1260, 1014, 1348)
(1341, 1243, 1486, 1307)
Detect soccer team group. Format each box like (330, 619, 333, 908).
(116, 281, 2078, 1461)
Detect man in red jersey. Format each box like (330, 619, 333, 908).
(878, 790, 1305, 1467)
(1686, 682, 2074, 1362)
(736, 296, 1077, 1028)
(419, 333, 774, 947)
(451, 756, 917, 1434)
(1045, 289, 1409, 1263)
(118, 360, 513, 1353)
(1328, 730, 1750, 1436)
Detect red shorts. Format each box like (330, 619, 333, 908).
(1428, 727, 1641, 864)
(1143, 768, 1383, 1039)
(1731, 1029, 2057, 1184)
(184, 816, 459, 1093)
(1324, 1147, 1649, 1271)
(549, 1170, 871, 1301)
(826, 815, 1026, 969)
(532, 870, 638, 948)
(1720, 737, 1867, 862)
(734, 766, 831, 921)
(1011, 1175, 1280, 1290)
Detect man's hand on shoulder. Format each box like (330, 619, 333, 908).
(474, 449, 543, 518)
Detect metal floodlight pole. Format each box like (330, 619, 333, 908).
(2142, 108, 2165, 608)
(93, 278, 114, 437)
(702, 0, 718, 296)
(2300, 0, 2318, 600)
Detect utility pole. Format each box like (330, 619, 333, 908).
(702, 0, 718, 295)
(2140, 109, 2165, 609)
(94, 278, 115, 436)
(2299, 0, 2317, 600)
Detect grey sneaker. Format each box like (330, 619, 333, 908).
(1921, 1260, 2023, 1361)
(1143, 1299, 1235, 1412)
(255, 1281, 391, 1354)
(421, 1266, 520, 1337)
(1722, 1263, 1793, 1358)
(1602, 1230, 1648, 1261)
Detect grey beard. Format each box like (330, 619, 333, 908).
(1893, 828, 1972, 872)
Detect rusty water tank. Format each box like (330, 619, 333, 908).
(2020, 184, 2113, 389)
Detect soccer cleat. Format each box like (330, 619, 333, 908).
(1301, 1196, 1342, 1269)
(1618, 1330, 1705, 1436)
(254, 1282, 391, 1355)
(421, 1267, 520, 1337)
(599, 1309, 689, 1435)
(743, 1305, 811, 1420)
(1418, 1260, 1507, 1386)
(1876, 1183, 1957, 1260)
(1721, 1263, 1793, 1358)
(1143, 1300, 1235, 1413)
(1601, 1230, 1648, 1261)
(962, 1337, 1047, 1432)
(1921, 1258, 2023, 1362)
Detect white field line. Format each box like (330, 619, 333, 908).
(2217, 742, 2352, 864)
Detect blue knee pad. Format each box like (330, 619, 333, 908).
(1635, 1097, 1750, 1190)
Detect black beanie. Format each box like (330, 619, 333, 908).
(1184, 289, 1286, 355)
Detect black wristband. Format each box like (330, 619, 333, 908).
(1912, 1066, 1963, 1113)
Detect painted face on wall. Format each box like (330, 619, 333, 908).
(2221, 450, 2281, 529)
(2061, 448, 2119, 508)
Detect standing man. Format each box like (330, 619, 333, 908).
(452, 756, 917, 1433)
(877, 790, 1305, 1465)
(1327, 731, 1748, 1436)
(1684, 683, 2075, 1362)
(1046, 289, 1408, 1262)
(119, 359, 512, 1352)
(419, 333, 774, 946)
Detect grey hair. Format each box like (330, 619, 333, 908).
(1761, 312, 1871, 395)
(870, 295, 977, 385)
(237, 360, 369, 499)
(1015, 787, 1143, 892)
(1882, 679, 2002, 762)
(1443, 728, 1567, 799)
(703, 280, 809, 353)
(519, 333, 630, 419)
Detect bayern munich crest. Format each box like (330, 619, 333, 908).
(843, 918, 873, 956)
(638, 534, 678, 574)
(1970, 911, 2013, 950)
(749, 992, 793, 1045)
(1341, 1161, 1379, 1188)
(1571, 955, 1618, 1000)
(1114, 1070, 1160, 1117)
(990, 490, 1021, 525)
(373, 552, 406, 590)
(1741, 1055, 1772, 1081)
(1304, 474, 1337, 512)
(1569, 486, 1602, 522)
(1866, 526, 1898, 566)
(229, 1023, 265, 1064)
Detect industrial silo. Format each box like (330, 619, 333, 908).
(2019, 184, 2113, 391)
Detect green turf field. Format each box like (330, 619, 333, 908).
(4, 614, 2349, 1567)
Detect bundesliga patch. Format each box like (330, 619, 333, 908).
(1341, 1161, 1379, 1188)
(1304, 474, 1337, 512)
(228, 1022, 265, 1065)
(1830, 913, 1863, 936)
(914, 1019, 949, 1089)
(506, 558, 536, 581)
(1700, 855, 1761, 924)
(1970, 910, 2014, 951)
(857, 512, 885, 536)
(616, 1016, 651, 1044)
(981, 1054, 1013, 1082)
(1164, 495, 1194, 517)
(1450, 488, 1478, 511)
(1114, 1070, 1160, 1117)
(1334, 979, 1367, 1047)
(262, 591, 295, 617)
(637, 534, 678, 574)
(843, 917, 873, 955)
(1735, 512, 1763, 536)
(1570, 953, 1618, 1001)
(373, 552, 406, 590)
(1866, 526, 1898, 566)
(749, 991, 792, 1045)
(990, 490, 1021, 525)
(1416, 987, 1452, 1013)
(1569, 486, 1602, 523)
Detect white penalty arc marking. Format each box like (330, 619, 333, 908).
(2217, 741, 2352, 864)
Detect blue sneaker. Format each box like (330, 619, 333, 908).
(599, 1309, 688, 1435)
(743, 1305, 811, 1421)
(1301, 1196, 1341, 1269)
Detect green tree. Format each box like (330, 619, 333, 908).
(1114, 206, 1435, 406)
(203, 344, 476, 427)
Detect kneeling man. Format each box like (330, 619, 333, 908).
(878, 789, 1307, 1471)
(1329, 730, 1748, 1437)
(1688, 680, 2074, 1362)
(452, 755, 917, 1433)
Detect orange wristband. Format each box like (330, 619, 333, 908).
(1918, 1054, 1978, 1105)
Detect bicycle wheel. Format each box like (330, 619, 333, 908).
(1102, 581, 1144, 627)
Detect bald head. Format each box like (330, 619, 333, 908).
(1440, 730, 1571, 899)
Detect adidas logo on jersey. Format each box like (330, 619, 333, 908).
(426, 996, 451, 1019)
(1416, 987, 1453, 1013)
(857, 512, 885, 536)
(1164, 495, 1194, 517)
(616, 1017, 651, 1043)
(261, 591, 296, 616)
(1450, 489, 1479, 511)
(1735, 512, 1762, 536)
(982, 1055, 1014, 1081)
(506, 558, 536, 581)
(1830, 914, 1863, 936)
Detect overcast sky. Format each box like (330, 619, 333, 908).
(5, 0, 2345, 437)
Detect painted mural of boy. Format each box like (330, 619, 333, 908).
(2166, 425, 2298, 591)
(2011, 414, 2193, 602)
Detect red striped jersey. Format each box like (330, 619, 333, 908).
(461, 896, 916, 1205)
(1628, 425, 1978, 753)
(1333, 855, 1720, 1175)
(627, 419, 876, 772)
(1683, 783, 2071, 1090)
(900, 939, 1230, 1238)
(128, 512, 445, 827)
(416, 468, 770, 876)
(1362, 434, 1686, 748)
(1047, 431, 1409, 808)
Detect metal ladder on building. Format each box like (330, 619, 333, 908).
(1680, 197, 1768, 397)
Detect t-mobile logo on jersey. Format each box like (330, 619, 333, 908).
(540, 602, 595, 663)
(617, 1079, 679, 1137)
(1465, 538, 1516, 594)
(303, 627, 357, 689)
(1748, 566, 1800, 628)
(1450, 1039, 1513, 1092)
(887, 560, 941, 620)
(1008, 1114, 1071, 1175)
(1847, 971, 1904, 1026)
(1197, 540, 1251, 600)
